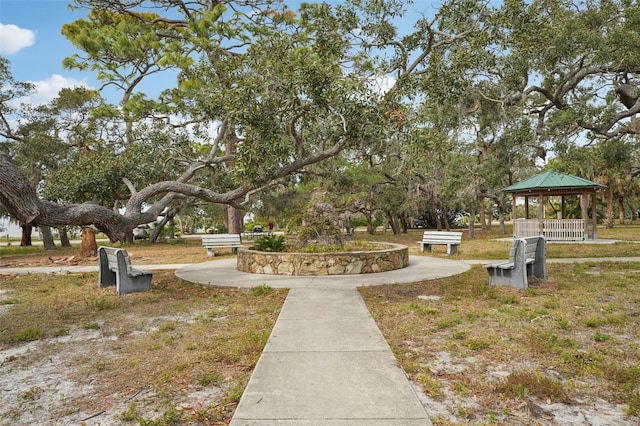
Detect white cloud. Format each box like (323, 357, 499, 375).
(370, 74, 396, 94)
(0, 23, 36, 55)
(14, 74, 90, 107)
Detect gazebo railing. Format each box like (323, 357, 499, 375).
(514, 219, 585, 241)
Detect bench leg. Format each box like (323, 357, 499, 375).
(98, 249, 116, 288)
(447, 244, 458, 255)
(116, 272, 153, 295)
(487, 266, 527, 289)
(206, 247, 215, 256)
(421, 244, 432, 252)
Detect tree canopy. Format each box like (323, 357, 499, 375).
(1, 0, 640, 241)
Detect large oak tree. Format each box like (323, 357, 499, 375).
(1, 0, 484, 242)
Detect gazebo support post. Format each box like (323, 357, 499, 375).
(502, 171, 605, 241)
(581, 193, 589, 239)
(512, 193, 517, 237)
(591, 191, 598, 240)
(538, 192, 545, 236)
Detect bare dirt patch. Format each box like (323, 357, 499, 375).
(360, 263, 640, 425)
(3, 231, 640, 425)
(0, 271, 286, 425)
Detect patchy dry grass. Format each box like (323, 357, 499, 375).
(1, 225, 640, 425)
(359, 262, 640, 424)
(0, 238, 216, 268)
(0, 271, 286, 425)
(356, 225, 640, 259)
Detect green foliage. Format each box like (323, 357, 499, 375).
(19, 386, 43, 401)
(4, 0, 640, 246)
(254, 235, 285, 252)
(138, 407, 185, 426)
(12, 327, 44, 343)
(196, 371, 223, 387)
(296, 192, 344, 248)
(116, 403, 138, 422)
(494, 371, 569, 403)
(417, 373, 443, 399)
(251, 284, 275, 297)
(300, 243, 343, 253)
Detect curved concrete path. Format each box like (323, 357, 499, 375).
(176, 256, 470, 425)
(175, 255, 471, 289)
(5, 254, 640, 425)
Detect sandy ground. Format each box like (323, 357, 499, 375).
(0, 299, 224, 425)
(1, 310, 635, 424)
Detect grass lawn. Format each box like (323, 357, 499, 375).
(1, 224, 639, 425)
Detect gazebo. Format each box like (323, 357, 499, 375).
(503, 171, 607, 241)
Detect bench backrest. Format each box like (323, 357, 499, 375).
(202, 234, 242, 245)
(508, 238, 541, 261)
(98, 246, 132, 272)
(522, 236, 543, 261)
(507, 236, 546, 279)
(422, 231, 463, 243)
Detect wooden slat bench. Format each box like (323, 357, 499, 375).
(202, 234, 243, 256)
(484, 236, 547, 290)
(418, 231, 463, 255)
(98, 247, 152, 295)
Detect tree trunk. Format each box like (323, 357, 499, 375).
(58, 227, 72, 247)
(150, 223, 162, 243)
(468, 203, 475, 239)
(80, 227, 98, 257)
(20, 224, 32, 246)
(442, 205, 451, 231)
(429, 194, 441, 231)
(479, 199, 487, 230)
(386, 211, 401, 235)
(227, 205, 243, 235)
(365, 211, 374, 234)
(618, 197, 625, 225)
(41, 226, 57, 250)
(629, 202, 638, 222)
(399, 212, 408, 233)
(605, 188, 614, 228)
(150, 210, 176, 242)
(498, 202, 506, 235)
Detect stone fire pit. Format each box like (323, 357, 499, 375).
(236, 242, 409, 276)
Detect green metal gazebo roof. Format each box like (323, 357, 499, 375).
(503, 170, 607, 193)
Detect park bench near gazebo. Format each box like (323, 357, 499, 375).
(504, 171, 607, 241)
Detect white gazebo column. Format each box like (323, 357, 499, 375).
(538, 192, 545, 236)
(591, 191, 598, 240)
(512, 193, 517, 237)
(581, 193, 589, 239)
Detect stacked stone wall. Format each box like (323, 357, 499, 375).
(236, 243, 409, 275)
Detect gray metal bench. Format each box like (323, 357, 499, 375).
(202, 234, 243, 256)
(485, 236, 547, 290)
(418, 231, 463, 255)
(98, 247, 152, 295)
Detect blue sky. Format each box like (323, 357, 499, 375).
(0, 0, 95, 105)
(0, 0, 449, 107)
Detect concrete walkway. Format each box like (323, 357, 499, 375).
(174, 255, 470, 289)
(230, 286, 431, 425)
(174, 254, 640, 425)
(4, 255, 640, 424)
(175, 256, 473, 425)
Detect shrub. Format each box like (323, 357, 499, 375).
(13, 327, 44, 342)
(494, 370, 569, 403)
(254, 235, 286, 252)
